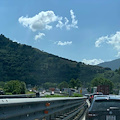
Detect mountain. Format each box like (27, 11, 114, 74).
(0, 34, 110, 85)
(98, 59, 120, 70)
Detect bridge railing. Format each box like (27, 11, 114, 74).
(0, 97, 87, 120)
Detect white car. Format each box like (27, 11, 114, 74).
(51, 91, 54, 95)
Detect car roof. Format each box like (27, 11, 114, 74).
(94, 95, 120, 101)
(93, 92, 103, 94)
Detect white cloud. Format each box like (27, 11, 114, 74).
(56, 10, 78, 30)
(18, 11, 62, 31)
(19, 10, 78, 41)
(95, 31, 120, 57)
(56, 20, 64, 29)
(55, 41, 72, 46)
(18, 10, 78, 32)
(82, 59, 104, 65)
(95, 36, 109, 47)
(34, 33, 45, 40)
(67, 10, 78, 30)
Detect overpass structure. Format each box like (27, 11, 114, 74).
(0, 97, 87, 120)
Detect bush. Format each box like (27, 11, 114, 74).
(44, 94, 67, 98)
(4, 80, 26, 94)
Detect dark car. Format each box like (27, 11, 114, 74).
(86, 95, 120, 120)
(89, 92, 103, 103)
(0, 90, 5, 95)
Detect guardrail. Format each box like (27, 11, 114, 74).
(0, 97, 87, 120)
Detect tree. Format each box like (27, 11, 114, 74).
(69, 78, 76, 88)
(116, 67, 120, 75)
(76, 78, 82, 89)
(4, 80, 26, 94)
(42, 82, 57, 89)
(20, 81, 26, 94)
(69, 78, 82, 89)
(58, 81, 69, 90)
(91, 77, 114, 93)
(0, 81, 5, 89)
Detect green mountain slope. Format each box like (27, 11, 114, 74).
(0, 34, 109, 85)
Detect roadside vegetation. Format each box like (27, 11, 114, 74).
(0, 80, 26, 95)
(44, 94, 68, 97)
(72, 93, 83, 97)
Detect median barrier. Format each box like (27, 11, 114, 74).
(0, 97, 87, 120)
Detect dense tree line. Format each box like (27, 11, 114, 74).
(0, 80, 26, 94)
(91, 77, 114, 93)
(41, 78, 82, 90)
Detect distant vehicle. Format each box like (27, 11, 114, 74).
(84, 94, 90, 99)
(0, 90, 4, 95)
(36, 91, 40, 97)
(42, 90, 46, 94)
(97, 85, 109, 95)
(89, 92, 103, 103)
(86, 95, 120, 120)
(50, 91, 54, 95)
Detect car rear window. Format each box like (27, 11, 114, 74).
(91, 100, 120, 111)
(94, 93, 103, 95)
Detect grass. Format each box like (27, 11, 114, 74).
(26, 91, 35, 94)
(72, 93, 83, 97)
(44, 93, 83, 98)
(44, 94, 67, 98)
(4, 92, 12, 95)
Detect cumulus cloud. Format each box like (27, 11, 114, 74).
(56, 20, 64, 29)
(18, 10, 78, 31)
(56, 10, 78, 30)
(82, 59, 104, 65)
(19, 10, 78, 40)
(34, 33, 45, 40)
(18, 11, 62, 31)
(55, 41, 72, 46)
(95, 36, 109, 47)
(95, 31, 120, 57)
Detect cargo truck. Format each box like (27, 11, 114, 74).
(97, 85, 109, 95)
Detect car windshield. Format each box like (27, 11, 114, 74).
(91, 100, 120, 111)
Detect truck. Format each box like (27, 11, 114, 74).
(97, 85, 109, 95)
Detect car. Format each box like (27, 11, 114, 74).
(88, 92, 103, 103)
(0, 90, 5, 95)
(86, 95, 120, 120)
(85, 94, 90, 98)
(50, 91, 54, 95)
(42, 90, 46, 94)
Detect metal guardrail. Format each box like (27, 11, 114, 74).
(0, 97, 87, 120)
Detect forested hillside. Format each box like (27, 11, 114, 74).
(0, 34, 113, 85)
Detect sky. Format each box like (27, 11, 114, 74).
(0, 0, 120, 65)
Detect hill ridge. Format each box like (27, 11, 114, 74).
(0, 34, 108, 85)
(98, 58, 120, 70)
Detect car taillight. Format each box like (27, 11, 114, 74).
(92, 95, 94, 98)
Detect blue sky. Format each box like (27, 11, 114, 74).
(0, 0, 120, 65)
